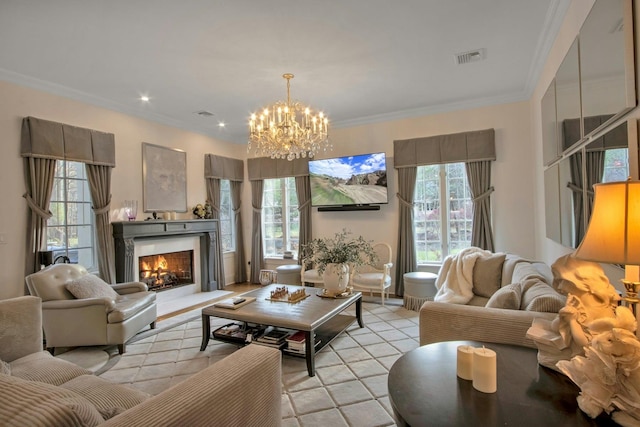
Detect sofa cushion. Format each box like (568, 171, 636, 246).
(520, 278, 566, 313)
(485, 283, 521, 310)
(512, 263, 550, 285)
(10, 351, 91, 386)
(60, 374, 150, 420)
(472, 253, 506, 298)
(107, 292, 156, 323)
(66, 274, 119, 301)
(0, 373, 104, 426)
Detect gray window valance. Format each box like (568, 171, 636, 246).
(247, 157, 309, 180)
(21, 116, 115, 167)
(204, 154, 244, 181)
(393, 128, 495, 168)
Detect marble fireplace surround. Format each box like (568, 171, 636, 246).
(112, 219, 220, 292)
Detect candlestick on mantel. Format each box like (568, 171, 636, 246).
(472, 347, 497, 393)
(457, 345, 475, 380)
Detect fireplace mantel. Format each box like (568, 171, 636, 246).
(112, 219, 221, 290)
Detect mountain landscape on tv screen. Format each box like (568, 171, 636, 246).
(309, 153, 388, 206)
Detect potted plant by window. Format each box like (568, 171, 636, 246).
(301, 229, 377, 293)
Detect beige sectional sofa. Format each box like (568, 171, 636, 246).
(419, 254, 564, 349)
(0, 296, 282, 426)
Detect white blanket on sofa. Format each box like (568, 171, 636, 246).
(433, 247, 493, 304)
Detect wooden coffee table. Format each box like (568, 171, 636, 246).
(200, 284, 363, 376)
(388, 340, 617, 426)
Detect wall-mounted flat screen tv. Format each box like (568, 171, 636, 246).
(308, 152, 388, 207)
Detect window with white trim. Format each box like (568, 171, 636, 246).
(413, 162, 473, 263)
(219, 179, 235, 252)
(262, 177, 299, 258)
(47, 161, 96, 268)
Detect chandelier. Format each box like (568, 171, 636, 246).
(248, 73, 330, 161)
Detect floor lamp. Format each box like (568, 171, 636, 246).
(574, 179, 640, 321)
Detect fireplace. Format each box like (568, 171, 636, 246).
(113, 219, 223, 295)
(138, 250, 194, 292)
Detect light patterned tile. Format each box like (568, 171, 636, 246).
(282, 393, 296, 418)
(376, 354, 402, 370)
(361, 374, 390, 398)
(326, 380, 374, 406)
(316, 365, 357, 386)
(335, 346, 373, 364)
(129, 377, 173, 396)
(330, 335, 359, 350)
(375, 329, 409, 342)
(298, 408, 348, 427)
(389, 338, 419, 353)
(363, 342, 399, 358)
(135, 361, 176, 381)
(339, 400, 395, 427)
(283, 370, 324, 392)
(289, 387, 335, 415)
(366, 321, 394, 332)
(351, 332, 385, 346)
(386, 318, 416, 329)
(349, 359, 387, 379)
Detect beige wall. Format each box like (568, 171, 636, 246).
(0, 80, 245, 299)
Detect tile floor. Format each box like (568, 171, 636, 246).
(99, 287, 416, 427)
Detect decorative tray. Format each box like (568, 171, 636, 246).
(316, 289, 354, 299)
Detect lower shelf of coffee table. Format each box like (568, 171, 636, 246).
(211, 313, 357, 356)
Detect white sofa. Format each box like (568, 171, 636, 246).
(419, 254, 564, 349)
(0, 296, 282, 426)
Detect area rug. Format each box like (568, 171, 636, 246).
(98, 301, 420, 427)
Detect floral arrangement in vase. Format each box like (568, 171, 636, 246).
(301, 229, 377, 290)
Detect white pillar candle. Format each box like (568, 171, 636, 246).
(472, 347, 497, 393)
(456, 345, 475, 380)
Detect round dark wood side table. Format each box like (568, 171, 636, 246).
(388, 340, 617, 426)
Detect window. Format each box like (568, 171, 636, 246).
(47, 161, 96, 268)
(262, 177, 299, 258)
(413, 163, 473, 263)
(602, 148, 628, 183)
(219, 179, 235, 252)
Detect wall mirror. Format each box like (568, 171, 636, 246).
(555, 39, 581, 153)
(541, 80, 559, 166)
(545, 121, 630, 248)
(543, 0, 635, 249)
(580, 0, 635, 136)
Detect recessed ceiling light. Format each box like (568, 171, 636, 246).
(218, 122, 225, 128)
(140, 95, 150, 102)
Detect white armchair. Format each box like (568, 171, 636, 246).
(300, 258, 324, 287)
(25, 264, 157, 354)
(350, 242, 393, 305)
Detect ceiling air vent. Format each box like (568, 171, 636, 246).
(195, 110, 215, 117)
(455, 49, 486, 65)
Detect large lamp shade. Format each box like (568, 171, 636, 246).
(575, 180, 640, 265)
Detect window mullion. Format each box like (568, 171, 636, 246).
(440, 165, 449, 256)
(281, 179, 289, 250)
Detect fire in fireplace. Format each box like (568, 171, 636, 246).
(138, 250, 194, 292)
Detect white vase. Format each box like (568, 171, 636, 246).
(322, 263, 350, 292)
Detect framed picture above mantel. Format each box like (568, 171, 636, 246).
(142, 142, 187, 213)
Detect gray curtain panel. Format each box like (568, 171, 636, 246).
(393, 128, 495, 295)
(250, 179, 264, 283)
(465, 161, 495, 252)
(23, 157, 56, 279)
(585, 151, 605, 242)
(394, 167, 417, 297)
(295, 175, 312, 264)
(85, 164, 116, 283)
(21, 117, 116, 282)
(568, 153, 584, 247)
(230, 180, 247, 283)
(204, 154, 245, 285)
(205, 177, 226, 290)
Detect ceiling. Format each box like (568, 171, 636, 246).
(0, 0, 570, 145)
